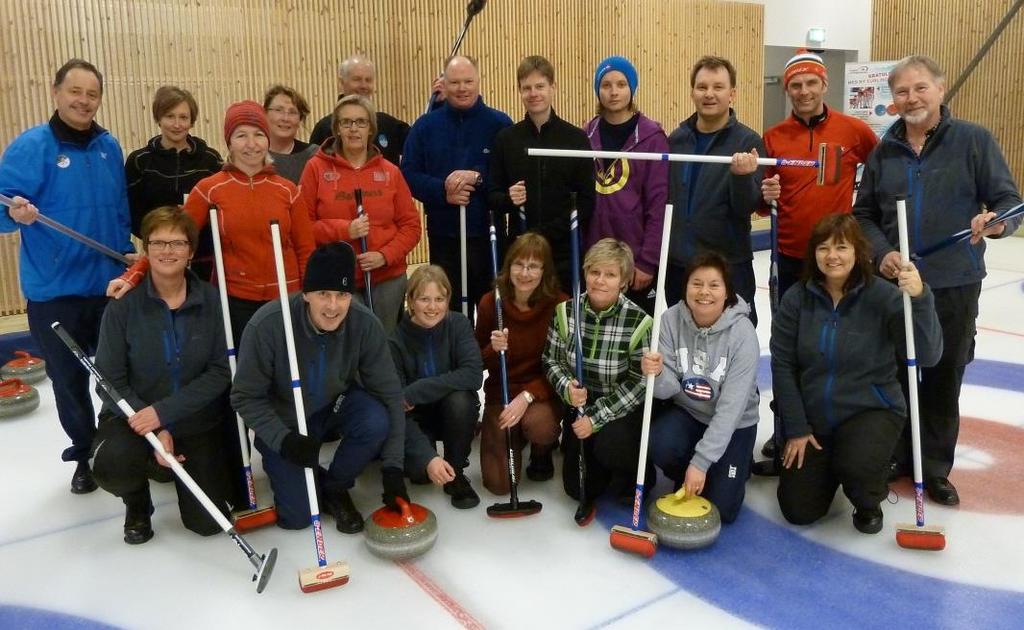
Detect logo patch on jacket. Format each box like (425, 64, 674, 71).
(682, 377, 713, 401)
(373, 170, 386, 182)
(323, 170, 339, 182)
(377, 133, 388, 148)
(56, 154, 71, 168)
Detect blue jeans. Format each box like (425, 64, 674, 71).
(648, 405, 757, 523)
(27, 296, 108, 462)
(255, 387, 390, 529)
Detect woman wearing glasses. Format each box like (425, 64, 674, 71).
(300, 94, 421, 333)
(92, 207, 232, 545)
(263, 84, 316, 184)
(475, 233, 567, 494)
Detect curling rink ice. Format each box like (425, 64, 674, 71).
(1, 238, 1023, 629)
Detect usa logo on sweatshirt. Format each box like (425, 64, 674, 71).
(683, 377, 713, 401)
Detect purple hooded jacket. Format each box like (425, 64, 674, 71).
(583, 113, 669, 275)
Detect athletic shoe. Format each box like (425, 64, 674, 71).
(71, 460, 97, 494)
(760, 435, 777, 459)
(852, 507, 884, 534)
(750, 459, 779, 477)
(325, 488, 364, 534)
(444, 473, 480, 509)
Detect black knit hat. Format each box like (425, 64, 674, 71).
(303, 242, 355, 293)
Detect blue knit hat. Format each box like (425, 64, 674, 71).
(594, 56, 638, 97)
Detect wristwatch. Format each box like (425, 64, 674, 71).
(522, 391, 535, 404)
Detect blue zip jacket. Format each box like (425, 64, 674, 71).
(401, 97, 512, 238)
(0, 120, 132, 300)
(853, 106, 1022, 289)
(770, 277, 943, 438)
(389, 311, 483, 407)
(667, 110, 765, 266)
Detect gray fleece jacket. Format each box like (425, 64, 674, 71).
(230, 294, 405, 470)
(652, 297, 760, 472)
(771, 278, 943, 438)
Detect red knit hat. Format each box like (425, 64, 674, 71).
(223, 100, 270, 145)
(783, 49, 828, 88)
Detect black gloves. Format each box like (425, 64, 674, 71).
(381, 467, 410, 511)
(280, 432, 321, 468)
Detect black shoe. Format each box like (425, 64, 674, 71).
(852, 507, 883, 535)
(526, 448, 554, 482)
(750, 459, 779, 477)
(760, 436, 777, 459)
(926, 477, 960, 506)
(444, 473, 480, 509)
(71, 461, 97, 494)
(123, 493, 154, 545)
(324, 488, 364, 534)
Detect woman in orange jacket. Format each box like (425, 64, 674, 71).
(300, 94, 421, 333)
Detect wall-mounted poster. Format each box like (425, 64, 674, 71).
(844, 61, 898, 138)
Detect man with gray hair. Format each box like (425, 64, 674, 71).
(854, 54, 1022, 506)
(309, 54, 409, 165)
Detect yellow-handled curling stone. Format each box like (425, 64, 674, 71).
(646, 488, 721, 550)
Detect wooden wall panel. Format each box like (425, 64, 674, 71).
(0, 0, 764, 315)
(872, 0, 1024, 195)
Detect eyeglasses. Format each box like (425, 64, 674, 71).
(267, 106, 301, 118)
(511, 262, 543, 274)
(337, 118, 370, 129)
(147, 239, 190, 252)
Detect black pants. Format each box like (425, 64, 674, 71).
(777, 409, 902, 525)
(91, 412, 231, 536)
(665, 260, 758, 327)
(562, 407, 643, 501)
(409, 390, 480, 473)
(776, 253, 805, 302)
(27, 296, 107, 463)
(896, 283, 980, 479)
(429, 235, 490, 323)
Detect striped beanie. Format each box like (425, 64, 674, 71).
(783, 49, 828, 87)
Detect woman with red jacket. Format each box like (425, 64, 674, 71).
(111, 101, 316, 345)
(301, 94, 421, 334)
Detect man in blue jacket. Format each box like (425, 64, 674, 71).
(0, 59, 133, 494)
(666, 56, 764, 325)
(401, 55, 512, 321)
(854, 55, 1022, 506)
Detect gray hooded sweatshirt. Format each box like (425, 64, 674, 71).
(652, 297, 760, 472)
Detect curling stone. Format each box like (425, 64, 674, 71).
(646, 489, 721, 550)
(0, 378, 40, 418)
(364, 497, 438, 561)
(2, 351, 47, 384)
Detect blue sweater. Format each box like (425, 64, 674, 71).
(401, 97, 512, 237)
(0, 121, 131, 301)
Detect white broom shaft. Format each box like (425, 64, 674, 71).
(209, 209, 253, 474)
(113, 398, 235, 533)
(527, 147, 817, 168)
(636, 204, 673, 490)
(897, 200, 925, 525)
(459, 204, 468, 317)
(269, 224, 323, 525)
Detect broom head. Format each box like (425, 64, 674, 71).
(609, 525, 658, 558)
(816, 142, 843, 186)
(895, 523, 946, 551)
(299, 560, 350, 593)
(233, 505, 278, 532)
(486, 499, 542, 518)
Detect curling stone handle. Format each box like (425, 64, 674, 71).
(1, 378, 27, 393)
(395, 497, 416, 524)
(14, 351, 30, 359)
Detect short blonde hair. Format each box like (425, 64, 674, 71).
(406, 265, 452, 312)
(583, 238, 634, 290)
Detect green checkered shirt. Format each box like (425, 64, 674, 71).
(542, 294, 652, 432)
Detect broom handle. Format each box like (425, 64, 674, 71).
(488, 218, 519, 507)
(355, 188, 374, 312)
(270, 221, 330, 567)
(0, 193, 132, 265)
(526, 147, 820, 169)
(209, 208, 258, 511)
(896, 199, 925, 528)
(631, 204, 672, 529)
(459, 205, 469, 317)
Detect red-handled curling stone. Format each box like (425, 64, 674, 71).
(0, 378, 40, 418)
(364, 497, 438, 561)
(2, 351, 47, 384)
